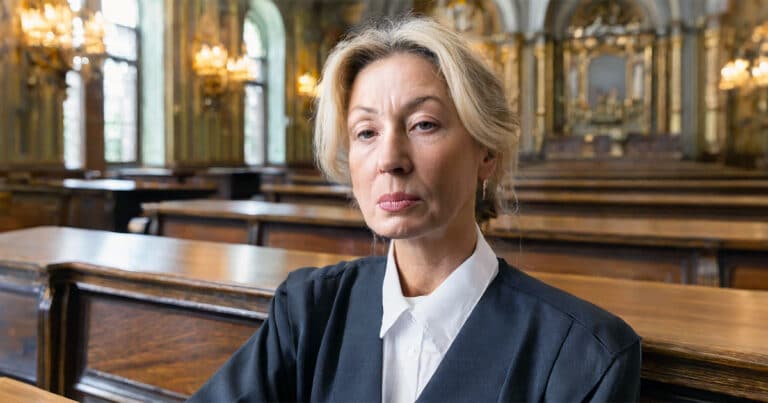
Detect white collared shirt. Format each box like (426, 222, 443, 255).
(380, 225, 499, 403)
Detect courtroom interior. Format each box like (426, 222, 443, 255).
(1, 0, 768, 401)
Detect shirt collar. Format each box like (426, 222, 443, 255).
(379, 224, 499, 350)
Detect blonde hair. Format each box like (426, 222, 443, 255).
(313, 16, 519, 222)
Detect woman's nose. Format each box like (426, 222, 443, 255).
(377, 128, 413, 175)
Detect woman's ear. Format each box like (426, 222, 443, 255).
(479, 150, 497, 180)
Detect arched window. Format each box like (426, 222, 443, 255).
(102, 0, 139, 163)
(243, 18, 267, 165)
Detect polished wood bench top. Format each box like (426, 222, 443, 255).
(259, 182, 768, 208)
(515, 178, 768, 191)
(0, 226, 352, 292)
(511, 189, 768, 207)
(491, 214, 768, 250)
(2, 227, 767, 365)
(143, 199, 768, 250)
(518, 160, 768, 179)
(0, 378, 74, 403)
(539, 273, 768, 399)
(143, 199, 364, 227)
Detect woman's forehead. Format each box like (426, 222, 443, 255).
(346, 54, 451, 115)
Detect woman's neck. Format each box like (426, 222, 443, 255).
(392, 218, 478, 297)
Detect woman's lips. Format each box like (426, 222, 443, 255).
(377, 192, 421, 212)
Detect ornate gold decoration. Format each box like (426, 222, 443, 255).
(720, 21, 768, 90)
(562, 0, 653, 141)
(192, 43, 256, 107)
(16, 1, 105, 77)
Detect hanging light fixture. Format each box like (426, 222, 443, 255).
(720, 21, 768, 90)
(192, 43, 256, 107)
(17, 1, 105, 75)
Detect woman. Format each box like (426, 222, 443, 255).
(189, 17, 640, 402)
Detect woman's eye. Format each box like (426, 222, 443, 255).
(413, 121, 437, 132)
(356, 129, 375, 139)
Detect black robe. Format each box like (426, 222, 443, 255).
(188, 257, 641, 402)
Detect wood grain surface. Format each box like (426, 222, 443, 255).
(143, 199, 364, 227)
(491, 214, 768, 250)
(0, 290, 38, 383)
(0, 377, 74, 403)
(1, 227, 767, 400)
(539, 272, 768, 400)
(83, 294, 258, 396)
(0, 226, 354, 292)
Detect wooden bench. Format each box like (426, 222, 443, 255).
(518, 160, 768, 180)
(509, 190, 768, 219)
(114, 166, 287, 199)
(0, 179, 217, 233)
(0, 226, 766, 401)
(0, 226, 349, 401)
(259, 183, 355, 205)
(258, 183, 768, 220)
(142, 199, 384, 256)
(514, 178, 768, 194)
(488, 214, 768, 289)
(140, 200, 768, 289)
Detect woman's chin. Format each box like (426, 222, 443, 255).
(369, 218, 427, 240)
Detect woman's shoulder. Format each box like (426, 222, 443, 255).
(495, 259, 640, 357)
(283, 256, 385, 285)
(277, 256, 386, 303)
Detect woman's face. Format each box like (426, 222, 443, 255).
(347, 52, 494, 242)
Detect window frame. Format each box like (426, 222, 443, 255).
(243, 55, 268, 166)
(102, 2, 142, 167)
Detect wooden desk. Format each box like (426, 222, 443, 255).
(0, 227, 766, 401)
(0, 179, 216, 232)
(115, 166, 288, 199)
(142, 199, 768, 289)
(142, 199, 383, 256)
(515, 178, 768, 194)
(489, 214, 768, 289)
(518, 160, 768, 180)
(259, 183, 354, 205)
(0, 227, 350, 401)
(537, 274, 768, 402)
(510, 190, 768, 220)
(258, 182, 768, 220)
(0, 378, 74, 403)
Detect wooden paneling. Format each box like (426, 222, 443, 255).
(79, 294, 258, 398)
(0, 290, 37, 383)
(67, 193, 112, 231)
(160, 215, 250, 244)
(492, 240, 688, 283)
(262, 222, 386, 256)
(0, 180, 216, 233)
(721, 251, 768, 290)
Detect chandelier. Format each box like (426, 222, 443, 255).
(17, 1, 105, 76)
(720, 21, 768, 90)
(192, 43, 256, 107)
